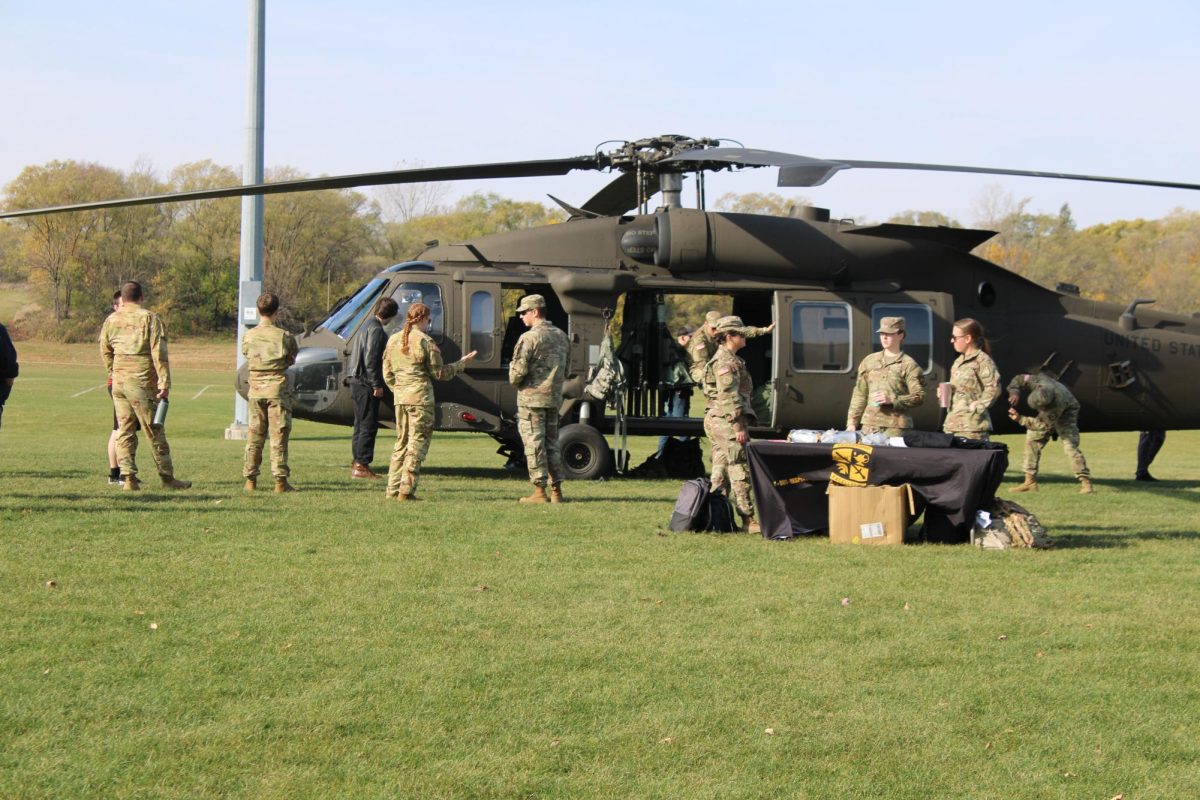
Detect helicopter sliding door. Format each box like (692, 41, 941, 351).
(772, 291, 953, 432)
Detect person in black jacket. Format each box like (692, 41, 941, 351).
(0, 322, 16, 430)
(1135, 429, 1166, 482)
(348, 297, 399, 478)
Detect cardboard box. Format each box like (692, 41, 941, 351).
(827, 484, 915, 545)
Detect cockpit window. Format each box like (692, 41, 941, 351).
(385, 282, 444, 340)
(318, 278, 388, 340)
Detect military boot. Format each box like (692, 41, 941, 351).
(1008, 473, 1038, 493)
(244, 478, 256, 492)
(519, 485, 549, 504)
(741, 514, 761, 535)
(274, 478, 298, 494)
(122, 475, 141, 492)
(549, 484, 565, 504)
(396, 493, 421, 502)
(161, 476, 192, 490)
(1078, 476, 1094, 494)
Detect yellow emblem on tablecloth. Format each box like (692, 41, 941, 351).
(830, 444, 874, 487)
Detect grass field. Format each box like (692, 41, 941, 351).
(2, 341, 1199, 799)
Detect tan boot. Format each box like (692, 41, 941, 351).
(244, 478, 256, 492)
(122, 475, 141, 492)
(742, 515, 761, 535)
(161, 476, 192, 490)
(1008, 473, 1038, 493)
(274, 478, 298, 493)
(396, 493, 421, 502)
(549, 484, 565, 504)
(1078, 476, 1094, 494)
(519, 485, 549, 504)
(351, 462, 380, 480)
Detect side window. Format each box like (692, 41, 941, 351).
(469, 290, 495, 361)
(791, 301, 851, 372)
(388, 282, 444, 340)
(871, 303, 932, 371)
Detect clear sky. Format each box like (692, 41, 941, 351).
(2, 0, 1198, 227)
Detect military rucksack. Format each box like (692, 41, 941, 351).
(668, 478, 736, 533)
(973, 498, 1052, 549)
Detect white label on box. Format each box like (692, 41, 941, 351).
(860, 522, 885, 540)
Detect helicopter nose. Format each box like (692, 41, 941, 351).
(286, 346, 343, 415)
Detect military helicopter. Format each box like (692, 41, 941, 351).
(5, 134, 1200, 480)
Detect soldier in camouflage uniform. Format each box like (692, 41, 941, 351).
(242, 293, 299, 493)
(509, 294, 570, 504)
(702, 315, 760, 533)
(686, 309, 775, 385)
(846, 316, 926, 436)
(1006, 372, 1093, 494)
(99, 281, 190, 491)
(942, 318, 1001, 440)
(383, 303, 475, 500)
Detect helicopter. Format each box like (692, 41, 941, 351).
(4, 134, 1200, 480)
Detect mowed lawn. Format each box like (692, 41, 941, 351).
(2, 341, 1199, 799)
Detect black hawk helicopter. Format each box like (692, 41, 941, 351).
(5, 135, 1200, 479)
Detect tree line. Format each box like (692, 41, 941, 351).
(0, 160, 562, 340)
(2, 163, 1197, 341)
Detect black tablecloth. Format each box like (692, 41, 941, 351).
(746, 441, 1008, 541)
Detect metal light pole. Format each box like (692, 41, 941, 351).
(226, 0, 265, 439)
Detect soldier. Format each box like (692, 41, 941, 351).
(0, 319, 17, 431)
(348, 296, 399, 479)
(686, 309, 775, 385)
(99, 281, 191, 491)
(1006, 372, 1093, 494)
(509, 294, 570, 503)
(242, 292, 299, 493)
(942, 318, 1001, 440)
(846, 316, 926, 436)
(702, 316, 760, 533)
(382, 302, 475, 500)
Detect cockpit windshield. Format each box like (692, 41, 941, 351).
(317, 278, 388, 339)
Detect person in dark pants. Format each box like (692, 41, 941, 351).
(348, 297, 399, 479)
(1135, 429, 1166, 482)
(0, 321, 17, 430)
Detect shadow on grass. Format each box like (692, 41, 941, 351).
(1049, 524, 1200, 548)
(0, 469, 90, 479)
(1031, 474, 1199, 499)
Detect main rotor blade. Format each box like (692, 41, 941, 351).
(0, 155, 599, 219)
(665, 146, 1200, 192)
(777, 158, 1200, 191)
(581, 171, 663, 216)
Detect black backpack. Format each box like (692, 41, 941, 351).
(668, 478, 737, 533)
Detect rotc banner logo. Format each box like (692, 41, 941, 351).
(830, 444, 874, 487)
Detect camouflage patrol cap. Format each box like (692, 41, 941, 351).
(705, 310, 722, 325)
(715, 315, 748, 335)
(876, 316, 906, 334)
(1028, 387, 1052, 411)
(516, 294, 546, 313)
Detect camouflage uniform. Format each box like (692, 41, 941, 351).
(241, 319, 298, 480)
(382, 327, 469, 498)
(703, 343, 757, 519)
(942, 349, 1000, 440)
(99, 303, 179, 481)
(846, 350, 926, 436)
(509, 317, 570, 488)
(1007, 373, 1090, 479)
(686, 312, 772, 385)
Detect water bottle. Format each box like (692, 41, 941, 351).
(153, 398, 169, 426)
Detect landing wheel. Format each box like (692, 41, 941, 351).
(559, 423, 612, 481)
